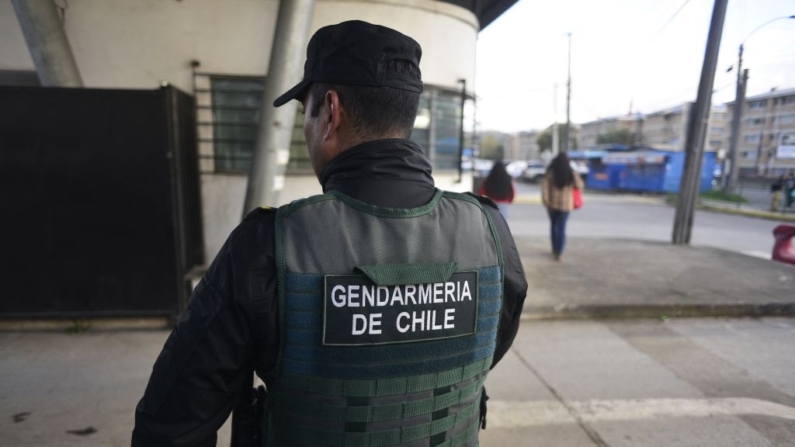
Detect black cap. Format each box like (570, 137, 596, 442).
(273, 20, 423, 107)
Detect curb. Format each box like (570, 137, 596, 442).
(665, 198, 795, 222)
(0, 317, 171, 332)
(520, 303, 795, 321)
(698, 204, 795, 222)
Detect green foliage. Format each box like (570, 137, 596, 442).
(479, 135, 504, 160)
(597, 128, 634, 145)
(537, 130, 552, 153)
(700, 191, 748, 204)
(537, 123, 577, 153)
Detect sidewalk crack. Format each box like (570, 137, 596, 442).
(510, 346, 611, 447)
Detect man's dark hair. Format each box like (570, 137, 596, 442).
(309, 59, 421, 139)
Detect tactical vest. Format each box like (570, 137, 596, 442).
(264, 189, 504, 447)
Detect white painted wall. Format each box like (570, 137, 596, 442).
(313, 0, 478, 91)
(1, 0, 479, 262)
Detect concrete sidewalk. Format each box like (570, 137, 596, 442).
(2, 238, 795, 446)
(516, 236, 795, 320)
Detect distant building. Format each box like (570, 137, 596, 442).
(642, 103, 725, 153)
(726, 87, 795, 177)
(578, 115, 642, 148)
(643, 104, 690, 151)
(507, 130, 540, 161)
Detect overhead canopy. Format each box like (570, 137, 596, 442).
(440, 0, 519, 29)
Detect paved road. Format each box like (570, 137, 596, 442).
(511, 183, 783, 258)
(483, 318, 795, 447)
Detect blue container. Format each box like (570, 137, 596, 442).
(663, 152, 716, 193)
(587, 149, 716, 194)
(586, 163, 622, 190)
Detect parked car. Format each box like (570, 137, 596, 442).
(522, 162, 547, 183)
(505, 160, 528, 178)
(473, 159, 494, 177)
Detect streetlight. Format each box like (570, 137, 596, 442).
(725, 15, 795, 193)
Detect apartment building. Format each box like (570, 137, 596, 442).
(726, 88, 795, 176)
(643, 102, 726, 153)
(579, 115, 642, 148)
(507, 130, 540, 161)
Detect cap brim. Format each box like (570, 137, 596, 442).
(273, 79, 311, 107)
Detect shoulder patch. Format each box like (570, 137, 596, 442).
(464, 192, 499, 210)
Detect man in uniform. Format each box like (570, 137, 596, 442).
(133, 21, 527, 447)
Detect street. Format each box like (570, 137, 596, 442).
(511, 182, 782, 258)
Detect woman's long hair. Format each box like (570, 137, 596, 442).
(547, 153, 575, 189)
(484, 160, 513, 199)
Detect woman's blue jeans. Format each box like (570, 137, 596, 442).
(547, 209, 570, 255)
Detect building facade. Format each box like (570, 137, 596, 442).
(2, 0, 516, 259)
(642, 104, 690, 151)
(726, 88, 795, 177)
(578, 115, 642, 148)
(642, 103, 726, 153)
(507, 130, 540, 161)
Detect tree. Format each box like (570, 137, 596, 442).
(537, 129, 553, 153)
(597, 128, 634, 145)
(537, 123, 577, 153)
(479, 135, 504, 160)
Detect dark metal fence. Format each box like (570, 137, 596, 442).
(0, 86, 204, 317)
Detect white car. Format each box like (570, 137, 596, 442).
(522, 162, 547, 183)
(505, 161, 528, 178)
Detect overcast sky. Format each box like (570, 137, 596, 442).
(475, 0, 795, 133)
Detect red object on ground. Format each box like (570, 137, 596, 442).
(772, 224, 795, 265)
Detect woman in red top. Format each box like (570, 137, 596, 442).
(479, 160, 516, 218)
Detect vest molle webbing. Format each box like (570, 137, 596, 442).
(267, 189, 504, 447)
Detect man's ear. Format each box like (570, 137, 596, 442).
(324, 90, 344, 140)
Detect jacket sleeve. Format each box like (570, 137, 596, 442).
(483, 204, 528, 368)
(132, 209, 278, 447)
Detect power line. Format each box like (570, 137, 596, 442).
(649, 0, 692, 42)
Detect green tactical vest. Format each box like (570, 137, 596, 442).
(265, 189, 504, 447)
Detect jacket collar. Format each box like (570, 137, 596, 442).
(320, 139, 435, 194)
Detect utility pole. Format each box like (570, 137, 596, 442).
(12, 0, 83, 87)
(243, 0, 316, 217)
(552, 84, 559, 156)
(563, 32, 572, 153)
(724, 45, 747, 194)
(672, 0, 728, 245)
(457, 79, 466, 182)
(724, 15, 794, 191)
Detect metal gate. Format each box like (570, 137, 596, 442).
(0, 86, 203, 317)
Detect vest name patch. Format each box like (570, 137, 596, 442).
(323, 272, 479, 346)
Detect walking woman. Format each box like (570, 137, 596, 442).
(479, 160, 516, 218)
(541, 153, 584, 261)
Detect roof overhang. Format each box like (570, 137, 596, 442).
(439, 0, 520, 29)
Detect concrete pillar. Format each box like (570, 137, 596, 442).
(243, 0, 316, 215)
(12, 0, 83, 87)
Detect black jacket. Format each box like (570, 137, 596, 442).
(132, 139, 528, 446)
